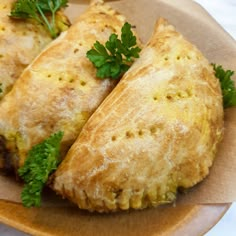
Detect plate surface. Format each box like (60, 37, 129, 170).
(0, 200, 230, 236)
(0, 0, 234, 235)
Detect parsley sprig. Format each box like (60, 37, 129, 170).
(86, 22, 141, 79)
(18, 131, 63, 207)
(10, 0, 68, 38)
(0, 83, 2, 94)
(213, 64, 236, 108)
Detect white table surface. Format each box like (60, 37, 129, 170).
(0, 0, 236, 235)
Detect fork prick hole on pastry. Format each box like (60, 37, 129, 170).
(150, 126, 157, 135)
(80, 81, 87, 86)
(125, 131, 134, 138)
(138, 130, 143, 136)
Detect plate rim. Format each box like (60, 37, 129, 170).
(0, 200, 231, 236)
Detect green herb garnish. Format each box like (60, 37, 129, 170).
(0, 83, 2, 93)
(86, 22, 141, 79)
(10, 0, 68, 38)
(18, 131, 63, 207)
(213, 64, 236, 108)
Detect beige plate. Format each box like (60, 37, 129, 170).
(0, 0, 234, 235)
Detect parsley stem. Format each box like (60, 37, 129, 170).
(51, 11, 57, 38)
(48, 2, 57, 40)
(36, 4, 56, 38)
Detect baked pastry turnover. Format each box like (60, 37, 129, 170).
(52, 18, 224, 212)
(0, 0, 69, 99)
(0, 0, 134, 171)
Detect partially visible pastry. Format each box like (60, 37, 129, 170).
(52, 18, 224, 212)
(0, 0, 70, 99)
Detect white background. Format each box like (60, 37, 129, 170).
(195, 0, 236, 235)
(0, 0, 235, 235)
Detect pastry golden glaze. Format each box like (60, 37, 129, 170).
(52, 18, 224, 212)
(0, 0, 70, 100)
(0, 0, 137, 171)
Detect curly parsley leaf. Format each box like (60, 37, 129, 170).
(213, 64, 236, 108)
(18, 131, 63, 207)
(10, 0, 68, 38)
(86, 22, 141, 79)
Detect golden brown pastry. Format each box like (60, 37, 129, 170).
(52, 18, 224, 212)
(0, 0, 70, 99)
(0, 0, 136, 171)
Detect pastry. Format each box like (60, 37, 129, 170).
(0, 0, 69, 99)
(52, 18, 224, 212)
(0, 0, 136, 171)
